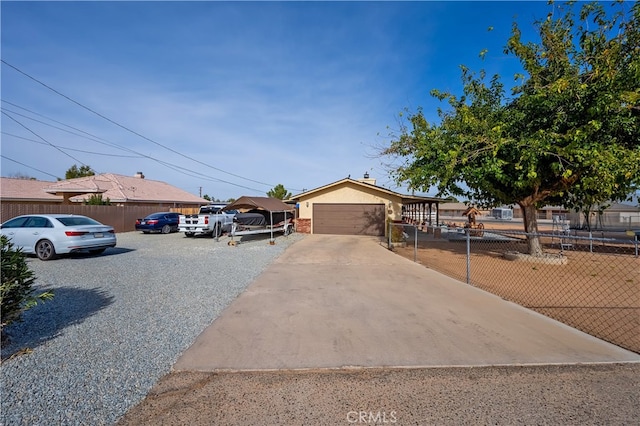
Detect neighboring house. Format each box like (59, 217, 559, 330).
(568, 203, 640, 230)
(0, 178, 63, 205)
(291, 174, 444, 236)
(438, 203, 570, 221)
(0, 173, 209, 231)
(41, 172, 207, 208)
(438, 202, 490, 219)
(436, 200, 638, 230)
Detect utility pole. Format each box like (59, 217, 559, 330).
(199, 186, 202, 197)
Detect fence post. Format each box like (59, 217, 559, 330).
(414, 225, 417, 263)
(466, 228, 471, 284)
(388, 221, 391, 250)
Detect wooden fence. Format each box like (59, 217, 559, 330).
(0, 204, 185, 233)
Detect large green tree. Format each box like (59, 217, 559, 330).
(383, 1, 640, 255)
(64, 164, 95, 180)
(267, 184, 292, 200)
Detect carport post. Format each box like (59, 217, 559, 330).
(269, 211, 275, 244)
(466, 228, 471, 284)
(387, 221, 391, 249)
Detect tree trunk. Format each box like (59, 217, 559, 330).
(519, 202, 543, 256)
(583, 210, 592, 232)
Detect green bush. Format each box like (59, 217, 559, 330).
(1, 235, 53, 339)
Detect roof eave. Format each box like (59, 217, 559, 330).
(45, 189, 106, 195)
(0, 197, 63, 202)
(292, 178, 445, 203)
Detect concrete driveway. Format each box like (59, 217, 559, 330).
(174, 235, 639, 371)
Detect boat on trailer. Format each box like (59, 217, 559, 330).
(222, 196, 295, 246)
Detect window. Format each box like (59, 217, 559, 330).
(56, 216, 101, 226)
(25, 217, 52, 228)
(1, 217, 30, 228)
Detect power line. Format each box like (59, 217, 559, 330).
(149, 158, 265, 192)
(1, 102, 145, 162)
(2, 100, 110, 143)
(2, 132, 143, 158)
(1, 60, 304, 192)
(1, 104, 164, 161)
(1, 110, 88, 166)
(1, 154, 61, 180)
(0, 105, 149, 156)
(1, 105, 268, 193)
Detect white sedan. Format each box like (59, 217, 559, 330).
(1, 214, 117, 260)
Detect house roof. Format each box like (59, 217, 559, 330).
(462, 206, 482, 216)
(42, 173, 207, 204)
(0, 177, 63, 202)
(292, 177, 445, 204)
(439, 202, 473, 210)
(605, 203, 640, 212)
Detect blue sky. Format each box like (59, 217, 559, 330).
(2, 1, 558, 201)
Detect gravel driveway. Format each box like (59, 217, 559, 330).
(1, 230, 305, 425)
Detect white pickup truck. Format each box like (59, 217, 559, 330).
(178, 205, 236, 238)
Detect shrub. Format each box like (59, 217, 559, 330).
(1, 235, 53, 339)
(85, 194, 111, 205)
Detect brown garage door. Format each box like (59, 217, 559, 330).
(313, 203, 385, 236)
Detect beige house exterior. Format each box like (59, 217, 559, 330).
(291, 176, 443, 236)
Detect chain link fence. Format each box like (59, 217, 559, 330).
(389, 223, 640, 354)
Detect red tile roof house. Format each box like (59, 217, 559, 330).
(0, 173, 208, 232)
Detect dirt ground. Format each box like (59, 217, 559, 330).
(116, 363, 640, 426)
(392, 220, 640, 354)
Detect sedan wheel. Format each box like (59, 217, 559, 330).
(161, 224, 171, 234)
(36, 239, 56, 261)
